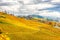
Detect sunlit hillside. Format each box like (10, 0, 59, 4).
(0, 12, 60, 40)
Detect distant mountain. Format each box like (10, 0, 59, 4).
(27, 15, 60, 22)
(28, 15, 44, 18)
(42, 16, 60, 22)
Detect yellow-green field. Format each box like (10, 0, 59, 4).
(0, 12, 60, 40)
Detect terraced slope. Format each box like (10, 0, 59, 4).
(0, 12, 60, 40)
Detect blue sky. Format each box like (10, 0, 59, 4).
(0, 0, 60, 17)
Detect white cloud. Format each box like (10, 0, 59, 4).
(0, 1, 56, 13)
(0, 1, 22, 12)
(22, 0, 31, 4)
(1, 0, 16, 2)
(21, 2, 56, 14)
(0, 0, 60, 16)
(41, 0, 51, 2)
(1, 5, 20, 12)
(51, 0, 60, 3)
(39, 10, 60, 18)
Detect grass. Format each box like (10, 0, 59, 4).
(0, 12, 60, 40)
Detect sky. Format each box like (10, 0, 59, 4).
(0, 0, 60, 18)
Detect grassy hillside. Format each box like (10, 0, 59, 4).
(0, 12, 60, 40)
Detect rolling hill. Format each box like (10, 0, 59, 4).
(0, 12, 60, 40)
